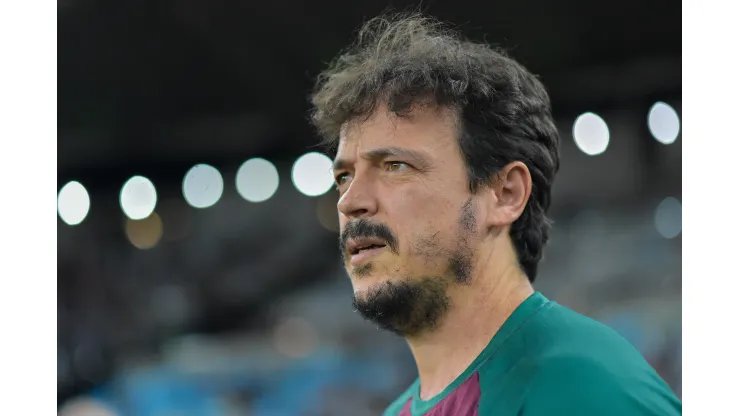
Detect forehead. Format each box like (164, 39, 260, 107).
(337, 105, 459, 157)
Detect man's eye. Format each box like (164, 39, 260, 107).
(335, 173, 350, 186)
(386, 162, 409, 172)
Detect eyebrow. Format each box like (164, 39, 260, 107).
(332, 147, 431, 173)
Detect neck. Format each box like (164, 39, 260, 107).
(406, 255, 534, 400)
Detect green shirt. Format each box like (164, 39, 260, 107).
(383, 292, 681, 415)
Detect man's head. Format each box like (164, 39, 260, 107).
(310, 13, 560, 336)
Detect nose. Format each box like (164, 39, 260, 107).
(337, 175, 378, 219)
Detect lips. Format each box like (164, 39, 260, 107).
(346, 237, 388, 265)
(347, 237, 387, 255)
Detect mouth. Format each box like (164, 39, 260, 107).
(347, 239, 388, 266)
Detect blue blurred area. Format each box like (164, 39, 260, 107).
(59, 205, 681, 415)
(90, 348, 406, 416)
(76, 275, 679, 416)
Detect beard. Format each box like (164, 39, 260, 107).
(346, 198, 477, 337)
(352, 276, 450, 336)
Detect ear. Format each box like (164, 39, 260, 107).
(483, 161, 532, 228)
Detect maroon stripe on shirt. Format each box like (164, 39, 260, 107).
(396, 372, 481, 416)
(398, 398, 412, 416)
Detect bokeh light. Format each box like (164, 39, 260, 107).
(291, 152, 334, 197)
(182, 164, 224, 209)
(654, 197, 682, 239)
(125, 212, 164, 249)
(236, 158, 280, 202)
(573, 112, 610, 156)
(316, 191, 340, 233)
(57, 181, 90, 226)
(648, 102, 680, 145)
(273, 317, 319, 359)
(120, 176, 157, 220)
(58, 397, 119, 416)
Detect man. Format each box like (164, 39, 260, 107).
(309, 12, 681, 416)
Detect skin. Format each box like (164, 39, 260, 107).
(333, 104, 536, 399)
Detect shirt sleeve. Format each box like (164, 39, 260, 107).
(520, 355, 682, 416)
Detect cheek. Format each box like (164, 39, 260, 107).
(385, 186, 442, 220)
(393, 209, 462, 261)
(389, 189, 460, 228)
(382, 182, 467, 246)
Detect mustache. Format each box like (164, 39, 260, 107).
(339, 219, 400, 255)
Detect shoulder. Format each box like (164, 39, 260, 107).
(521, 354, 681, 415)
(508, 301, 681, 415)
(382, 380, 416, 416)
(526, 301, 653, 362)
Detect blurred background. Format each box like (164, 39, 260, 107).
(57, 0, 681, 415)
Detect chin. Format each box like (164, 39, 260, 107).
(350, 270, 396, 294)
(351, 273, 385, 293)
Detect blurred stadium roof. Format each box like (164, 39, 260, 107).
(58, 0, 681, 190)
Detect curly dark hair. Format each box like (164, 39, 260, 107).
(309, 13, 560, 282)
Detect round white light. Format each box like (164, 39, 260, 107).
(182, 164, 224, 209)
(236, 158, 280, 202)
(291, 152, 334, 197)
(120, 176, 157, 220)
(57, 181, 90, 226)
(648, 102, 680, 145)
(654, 197, 682, 239)
(573, 112, 610, 156)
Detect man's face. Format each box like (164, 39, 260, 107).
(333, 105, 481, 336)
